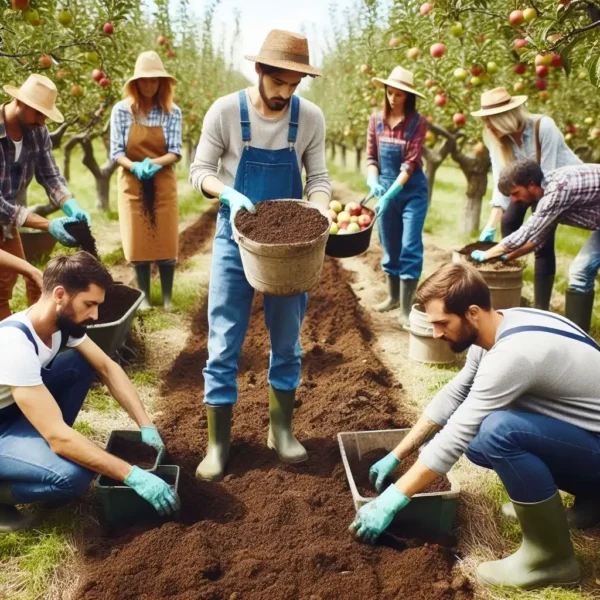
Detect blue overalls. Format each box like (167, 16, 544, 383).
(376, 113, 429, 281)
(203, 91, 308, 406)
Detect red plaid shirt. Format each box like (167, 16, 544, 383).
(366, 110, 427, 175)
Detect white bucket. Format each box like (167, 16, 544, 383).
(408, 304, 457, 364)
(232, 200, 330, 297)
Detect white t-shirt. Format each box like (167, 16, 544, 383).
(13, 138, 23, 162)
(0, 310, 87, 410)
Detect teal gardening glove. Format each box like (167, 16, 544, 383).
(350, 485, 411, 544)
(130, 161, 147, 180)
(220, 186, 256, 224)
(471, 249, 488, 262)
(142, 158, 162, 179)
(478, 227, 496, 243)
(124, 466, 180, 516)
(369, 452, 401, 493)
(366, 173, 385, 198)
(48, 217, 79, 247)
(374, 182, 403, 216)
(62, 198, 91, 225)
(141, 426, 166, 462)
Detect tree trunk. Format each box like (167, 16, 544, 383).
(49, 120, 72, 150)
(355, 146, 363, 173)
(340, 145, 347, 168)
(422, 125, 456, 204)
(186, 139, 195, 167)
(330, 140, 336, 161)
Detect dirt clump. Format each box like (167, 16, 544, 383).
(95, 285, 141, 325)
(64, 221, 100, 259)
(457, 242, 524, 272)
(110, 436, 158, 470)
(353, 449, 452, 497)
(236, 200, 329, 245)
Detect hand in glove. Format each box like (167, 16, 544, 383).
(470, 249, 488, 262)
(478, 227, 496, 243)
(48, 217, 79, 247)
(374, 182, 403, 216)
(141, 426, 166, 463)
(130, 162, 147, 180)
(220, 186, 256, 224)
(366, 173, 385, 198)
(124, 466, 180, 516)
(369, 452, 401, 493)
(142, 158, 163, 179)
(62, 198, 91, 225)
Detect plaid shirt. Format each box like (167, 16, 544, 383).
(366, 110, 427, 175)
(0, 104, 70, 235)
(502, 164, 600, 251)
(110, 100, 182, 161)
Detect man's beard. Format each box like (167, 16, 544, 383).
(445, 318, 479, 353)
(258, 76, 289, 112)
(56, 304, 94, 338)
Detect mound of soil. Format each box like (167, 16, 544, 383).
(352, 449, 452, 498)
(95, 285, 141, 325)
(236, 200, 329, 245)
(457, 242, 524, 272)
(65, 221, 100, 259)
(178, 204, 219, 262)
(76, 259, 471, 600)
(110, 436, 158, 470)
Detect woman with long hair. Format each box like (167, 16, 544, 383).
(472, 87, 581, 310)
(110, 51, 182, 310)
(366, 66, 428, 327)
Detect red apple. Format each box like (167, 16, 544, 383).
(567, 124, 577, 135)
(536, 65, 549, 78)
(360, 207, 371, 216)
(538, 90, 550, 101)
(475, 34, 486, 43)
(425, 78, 436, 88)
(92, 69, 104, 82)
(470, 65, 483, 76)
(157, 35, 167, 45)
(514, 63, 527, 74)
(513, 39, 528, 50)
(358, 214, 372, 227)
(550, 53, 562, 68)
(535, 54, 552, 67)
(99, 77, 111, 87)
(434, 93, 447, 107)
(103, 22, 114, 34)
(11, 0, 30, 9)
(514, 81, 525, 92)
(430, 43, 446, 58)
(535, 79, 547, 90)
(166, 49, 176, 58)
(360, 64, 371, 74)
(338, 221, 349, 230)
(346, 202, 361, 217)
(70, 85, 83, 97)
(39, 55, 52, 68)
(453, 112, 466, 126)
(327, 209, 338, 223)
(420, 2, 433, 15)
(389, 38, 400, 48)
(509, 10, 524, 26)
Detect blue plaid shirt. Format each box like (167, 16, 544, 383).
(110, 100, 182, 161)
(0, 103, 70, 233)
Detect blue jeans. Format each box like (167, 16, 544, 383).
(466, 410, 600, 502)
(0, 350, 96, 503)
(569, 230, 600, 293)
(378, 170, 429, 280)
(203, 213, 308, 406)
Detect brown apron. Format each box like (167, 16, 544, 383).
(117, 120, 178, 262)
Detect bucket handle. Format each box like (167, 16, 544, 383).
(360, 193, 380, 223)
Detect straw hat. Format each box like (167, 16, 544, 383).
(3, 74, 64, 123)
(372, 66, 425, 99)
(245, 29, 321, 77)
(124, 51, 176, 88)
(471, 87, 528, 117)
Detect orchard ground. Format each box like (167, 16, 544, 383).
(1, 143, 599, 599)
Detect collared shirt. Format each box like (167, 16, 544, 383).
(110, 99, 183, 161)
(0, 103, 70, 235)
(366, 110, 428, 175)
(487, 114, 581, 210)
(501, 164, 600, 251)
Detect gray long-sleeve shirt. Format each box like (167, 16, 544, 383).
(189, 89, 331, 199)
(420, 308, 600, 475)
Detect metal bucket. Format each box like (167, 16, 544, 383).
(232, 200, 330, 297)
(408, 304, 456, 364)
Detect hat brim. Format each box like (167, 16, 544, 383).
(471, 95, 528, 117)
(124, 72, 177, 88)
(372, 77, 425, 99)
(245, 55, 321, 77)
(3, 84, 64, 123)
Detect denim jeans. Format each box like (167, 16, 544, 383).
(0, 350, 96, 503)
(466, 410, 600, 502)
(569, 230, 600, 293)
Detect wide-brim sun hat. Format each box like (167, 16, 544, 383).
(245, 29, 321, 77)
(3, 74, 64, 123)
(372, 66, 425, 99)
(124, 51, 176, 88)
(471, 86, 528, 117)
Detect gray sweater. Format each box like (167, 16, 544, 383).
(189, 89, 331, 199)
(420, 308, 600, 475)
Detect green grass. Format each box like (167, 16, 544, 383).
(131, 370, 157, 387)
(72, 419, 96, 437)
(84, 384, 119, 413)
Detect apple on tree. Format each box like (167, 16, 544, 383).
(430, 43, 446, 58)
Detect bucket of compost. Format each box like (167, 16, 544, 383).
(233, 199, 330, 296)
(325, 195, 377, 258)
(87, 284, 144, 356)
(18, 228, 57, 263)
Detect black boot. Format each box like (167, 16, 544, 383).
(158, 262, 176, 311)
(374, 275, 400, 312)
(565, 288, 595, 333)
(400, 279, 418, 330)
(133, 262, 152, 310)
(533, 274, 554, 311)
(0, 483, 38, 533)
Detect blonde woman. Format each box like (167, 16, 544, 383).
(110, 51, 182, 310)
(472, 87, 581, 310)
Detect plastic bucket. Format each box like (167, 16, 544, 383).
(232, 200, 330, 296)
(408, 304, 456, 364)
(338, 429, 460, 536)
(105, 430, 161, 471)
(325, 207, 377, 258)
(18, 228, 57, 263)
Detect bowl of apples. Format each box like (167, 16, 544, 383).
(325, 196, 377, 258)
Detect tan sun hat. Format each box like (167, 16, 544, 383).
(3, 74, 64, 123)
(245, 29, 321, 77)
(471, 87, 528, 117)
(124, 51, 176, 88)
(372, 66, 425, 99)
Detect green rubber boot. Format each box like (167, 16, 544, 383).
(565, 288, 595, 333)
(195, 404, 232, 482)
(533, 274, 554, 311)
(479, 492, 580, 590)
(374, 275, 400, 312)
(0, 483, 38, 533)
(267, 386, 308, 464)
(158, 262, 175, 311)
(400, 279, 418, 330)
(134, 263, 152, 310)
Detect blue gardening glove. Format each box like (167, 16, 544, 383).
(62, 198, 91, 226)
(124, 465, 180, 516)
(471, 249, 488, 262)
(366, 173, 385, 198)
(369, 452, 401, 493)
(130, 161, 147, 180)
(142, 158, 162, 179)
(478, 227, 496, 243)
(48, 217, 79, 247)
(141, 426, 166, 463)
(220, 186, 256, 224)
(349, 485, 411, 544)
(374, 182, 403, 216)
